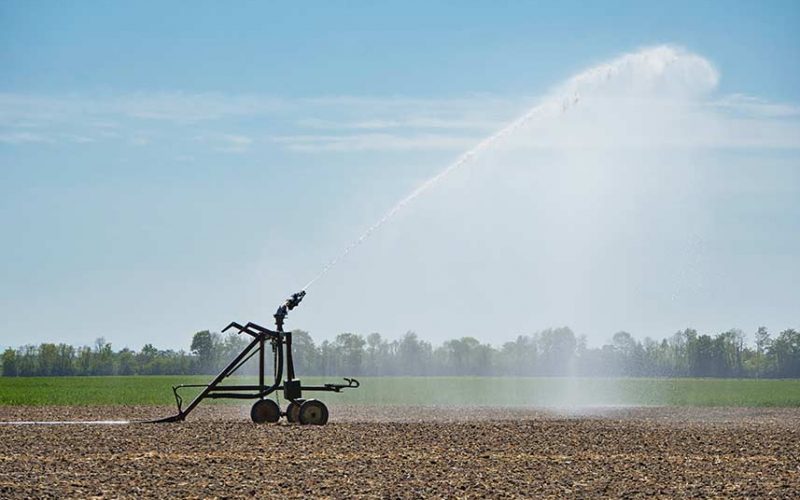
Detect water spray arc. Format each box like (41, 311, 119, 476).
(145, 46, 703, 425)
(0, 47, 724, 426)
(300, 46, 708, 292)
(151, 91, 578, 425)
(300, 96, 580, 292)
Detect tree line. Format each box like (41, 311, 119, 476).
(2, 326, 799, 378)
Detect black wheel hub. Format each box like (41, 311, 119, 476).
(298, 399, 329, 425)
(251, 399, 280, 424)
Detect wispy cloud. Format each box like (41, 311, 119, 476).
(0, 92, 514, 152)
(270, 133, 476, 152)
(711, 94, 800, 118)
(215, 134, 253, 153)
(0, 92, 286, 125)
(0, 131, 52, 144)
(63, 134, 94, 144)
(193, 133, 254, 153)
(297, 117, 502, 131)
(0, 74, 798, 153)
(0, 92, 516, 126)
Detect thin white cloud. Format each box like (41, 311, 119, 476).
(217, 134, 253, 153)
(0, 131, 51, 144)
(711, 94, 800, 118)
(297, 117, 503, 131)
(0, 92, 516, 126)
(0, 92, 516, 150)
(64, 134, 94, 144)
(0, 92, 286, 125)
(129, 136, 150, 146)
(270, 133, 476, 152)
(0, 50, 798, 153)
(192, 133, 254, 153)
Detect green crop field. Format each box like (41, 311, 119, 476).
(1, 376, 799, 407)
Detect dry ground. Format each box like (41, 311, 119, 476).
(0, 405, 798, 498)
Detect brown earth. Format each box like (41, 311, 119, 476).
(0, 405, 798, 498)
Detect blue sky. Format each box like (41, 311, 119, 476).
(1, 1, 798, 350)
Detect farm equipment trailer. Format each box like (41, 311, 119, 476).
(152, 291, 359, 425)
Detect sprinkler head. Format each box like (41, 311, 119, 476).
(286, 290, 306, 310)
(274, 290, 307, 330)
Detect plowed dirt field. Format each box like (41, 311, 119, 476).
(1, 406, 798, 498)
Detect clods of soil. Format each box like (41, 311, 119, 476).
(1, 405, 798, 498)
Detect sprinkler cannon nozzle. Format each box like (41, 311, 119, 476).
(286, 290, 306, 310)
(274, 290, 307, 330)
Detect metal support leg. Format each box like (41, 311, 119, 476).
(152, 336, 263, 422)
(286, 330, 295, 381)
(259, 338, 265, 392)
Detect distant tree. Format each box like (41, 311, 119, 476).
(190, 331, 217, 374)
(640, 337, 668, 377)
(118, 348, 137, 375)
(289, 330, 319, 376)
(770, 329, 800, 378)
(54, 344, 75, 376)
(538, 327, 577, 376)
(473, 342, 495, 376)
(441, 337, 474, 375)
(499, 336, 538, 376)
(75, 346, 93, 375)
(397, 332, 433, 375)
(93, 338, 114, 375)
(673, 328, 699, 376)
(690, 334, 719, 376)
(365, 333, 384, 375)
(440, 337, 491, 375)
(18, 345, 38, 376)
(612, 331, 640, 375)
(333, 333, 366, 375)
(38, 343, 58, 376)
(2, 348, 18, 377)
(717, 329, 745, 377)
(5, 322, 800, 379)
(218, 332, 249, 372)
(319, 340, 334, 376)
(137, 344, 159, 375)
(755, 326, 771, 377)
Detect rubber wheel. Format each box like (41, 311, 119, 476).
(298, 399, 329, 425)
(286, 399, 305, 423)
(251, 399, 280, 424)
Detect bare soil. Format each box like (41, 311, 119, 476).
(1, 405, 798, 498)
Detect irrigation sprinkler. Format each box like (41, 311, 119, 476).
(149, 44, 590, 427)
(152, 290, 359, 425)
